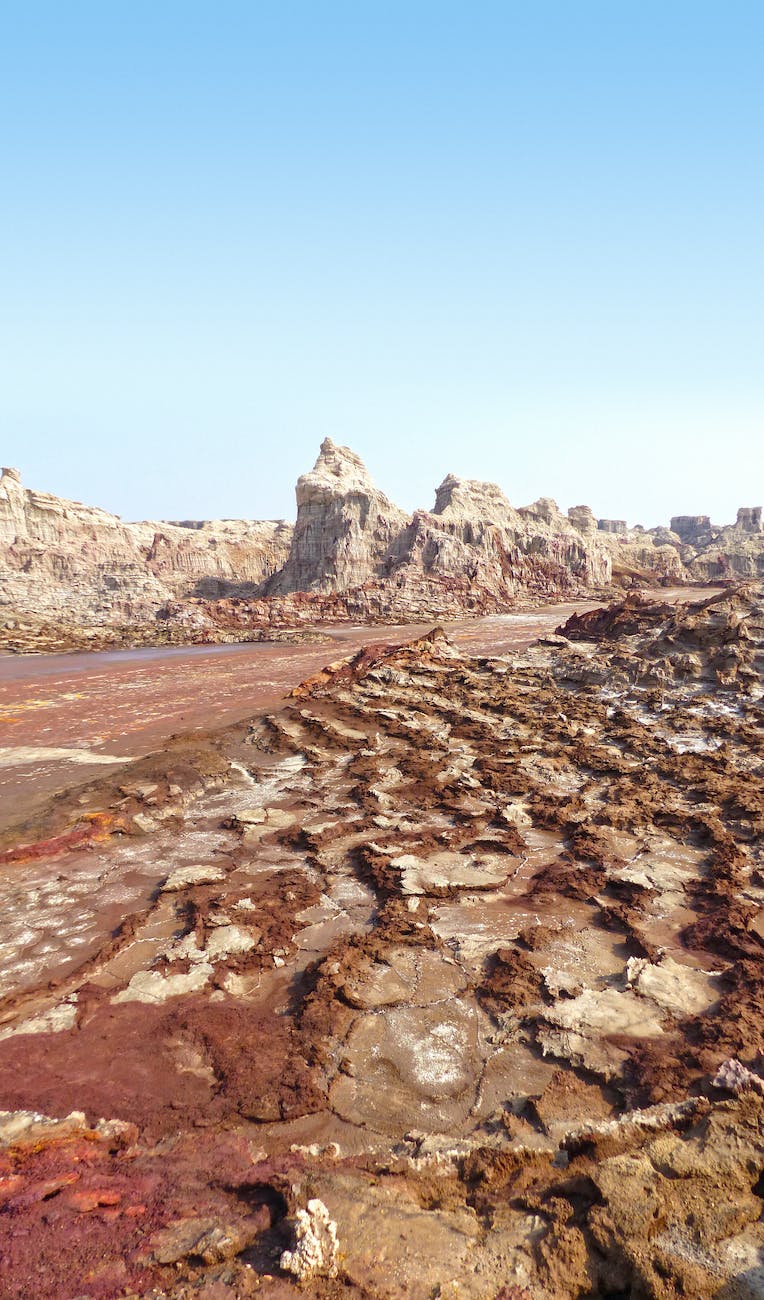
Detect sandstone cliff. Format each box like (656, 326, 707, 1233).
(0, 466, 292, 629)
(265, 439, 408, 595)
(5, 439, 762, 651)
(265, 439, 612, 617)
(567, 499, 764, 587)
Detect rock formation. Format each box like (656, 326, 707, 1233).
(568, 502, 764, 587)
(566, 506, 685, 584)
(685, 506, 764, 582)
(265, 439, 612, 618)
(3, 438, 764, 652)
(265, 438, 408, 594)
(1, 586, 764, 1294)
(0, 443, 614, 649)
(670, 514, 712, 544)
(0, 465, 292, 641)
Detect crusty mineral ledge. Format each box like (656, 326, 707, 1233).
(0, 588, 763, 1296)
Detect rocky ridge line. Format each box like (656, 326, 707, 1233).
(0, 465, 292, 645)
(3, 442, 763, 652)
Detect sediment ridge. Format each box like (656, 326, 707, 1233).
(1, 585, 763, 1295)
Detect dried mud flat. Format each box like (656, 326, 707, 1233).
(0, 600, 609, 835)
(1, 588, 764, 1298)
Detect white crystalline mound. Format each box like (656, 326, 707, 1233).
(280, 1197, 340, 1281)
(162, 864, 226, 891)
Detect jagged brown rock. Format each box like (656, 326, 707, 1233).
(1, 585, 764, 1294)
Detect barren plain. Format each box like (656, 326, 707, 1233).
(2, 585, 764, 1299)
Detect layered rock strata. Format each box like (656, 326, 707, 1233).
(1, 587, 764, 1295)
(265, 439, 409, 594)
(4, 442, 764, 652)
(264, 439, 612, 617)
(685, 506, 764, 581)
(0, 465, 292, 633)
(0, 445, 615, 648)
(569, 498, 764, 586)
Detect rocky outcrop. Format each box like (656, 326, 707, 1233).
(685, 507, 764, 582)
(567, 504, 597, 534)
(570, 502, 764, 587)
(0, 447, 614, 648)
(265, 438, 409, 594)
(7, 438, 764, 650)
(2, 586, 764, 1295)
(735, 506, 762, 533)
(267, 440, 612, 616)
(567, 507, 686, 585)
(670, 514, 712, 544)
(0, 466, 292, 630)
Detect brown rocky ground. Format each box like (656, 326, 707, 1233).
(0, 587, 763, 1297)
(0, 613, 330, 656)
(0, 600, 612, 838)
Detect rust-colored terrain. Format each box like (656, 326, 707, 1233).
(1, 588, 764, 1298)
(0, 603, 600, 835)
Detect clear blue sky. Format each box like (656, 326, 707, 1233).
(1, 1, 762, 527)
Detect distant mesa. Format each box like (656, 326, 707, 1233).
(671, 515, 713, 543)
(736, 506, 762, 534)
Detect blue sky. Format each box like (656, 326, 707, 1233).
(1, 2, 762, 526)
